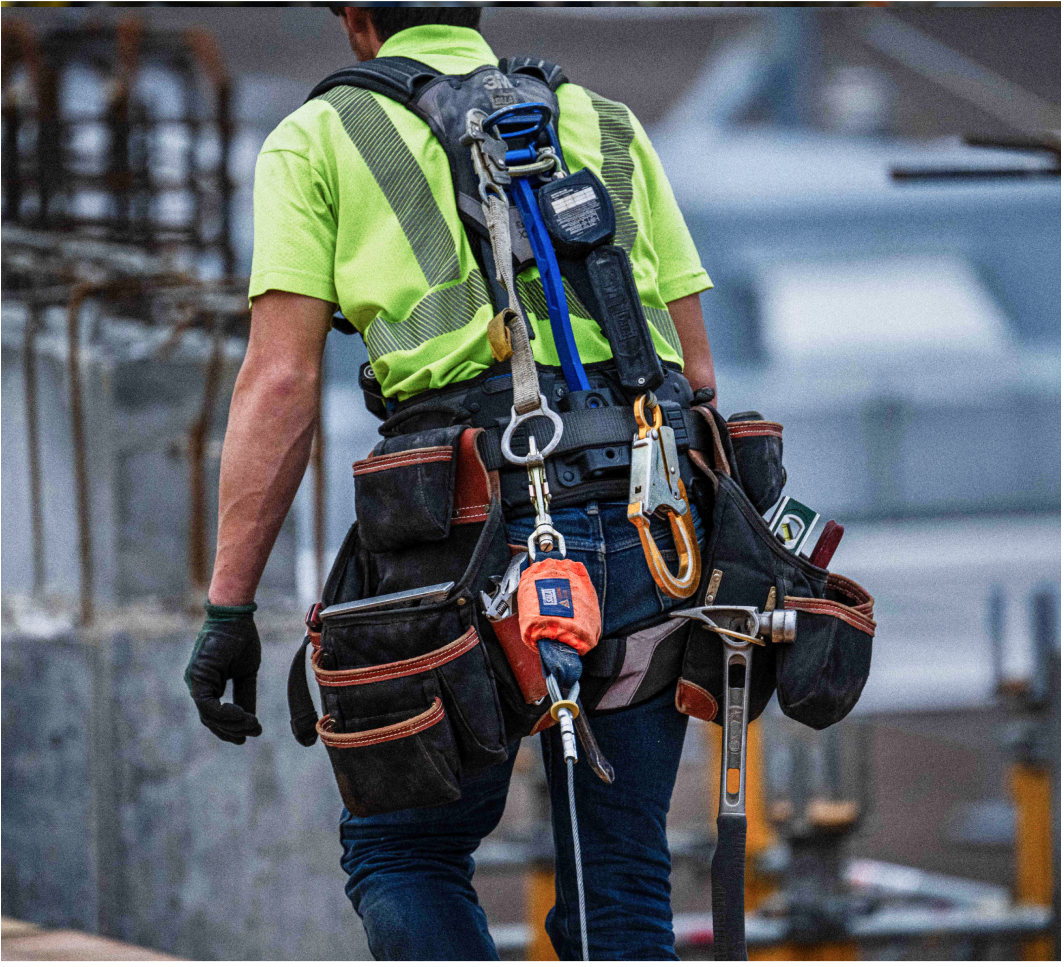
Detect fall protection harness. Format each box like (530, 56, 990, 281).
(307, 57, 702, 602)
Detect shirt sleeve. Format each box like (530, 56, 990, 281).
(248, 146, 339, 307)
(630, 114, 712, 305)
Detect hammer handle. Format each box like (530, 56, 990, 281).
(711, 812, 748, 961)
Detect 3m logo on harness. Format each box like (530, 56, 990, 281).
(536, 578, 574, 618)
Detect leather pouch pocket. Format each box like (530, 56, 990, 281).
(679, 406, 873, 730)
(726, 416, 785, 515)
(288, 497, 516, 817)
(317, 697, 461, 817)
(316, 615, 507, 781)
(777, 574, 875, 730)
(353, 425, 466, 553)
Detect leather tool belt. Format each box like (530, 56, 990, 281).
(288, 394, 876, 817)
(375, 359, 711, 516)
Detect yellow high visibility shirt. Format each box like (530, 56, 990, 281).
(250, 24, 711, 400)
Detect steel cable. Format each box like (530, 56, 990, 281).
(567, 759, 589, 961)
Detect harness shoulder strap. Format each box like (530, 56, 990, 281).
(305, 56, 442, 106)
(305, 54, 568, 320)
(499, 56, 569, 92)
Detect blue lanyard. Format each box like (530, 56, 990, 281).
(508, 177, 591, 393)
(487, 103, 592, 393)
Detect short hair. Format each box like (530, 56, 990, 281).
(330, 6, 482, 41)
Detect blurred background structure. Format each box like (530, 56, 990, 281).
(1, 3, 1059, 961)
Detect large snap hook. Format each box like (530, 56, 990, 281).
(627, 393, 702, 599)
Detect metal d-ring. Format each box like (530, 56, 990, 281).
(501, 393, 565, 465)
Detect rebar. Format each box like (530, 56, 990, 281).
(3, 20, 247, 619)
(66, 283, 95, 626)
(4, 17, 236, 269)
(22, 306, 45, 593)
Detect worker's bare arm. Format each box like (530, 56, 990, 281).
(208, 291, 333, 606)
(668, 292, 717, 404)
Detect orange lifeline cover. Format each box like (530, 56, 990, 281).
(517, 557, 601, 657)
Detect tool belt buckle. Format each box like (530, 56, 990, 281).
(627, 393, 702, 599)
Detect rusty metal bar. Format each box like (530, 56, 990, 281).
(2, 79, 22, 223)
(217, 77, 235, 276)
(34, 59, 61, 229)
(106, 19, 141, 243)
(66, 283, 94, 625)
(17, 271, 249, 620)
(187, 312, 225, 596)
(22, 306, 45, 594)
(184, 27, 234, 274)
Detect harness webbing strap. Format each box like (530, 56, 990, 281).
(484, 191, 542, 416)
(476, 405, 711, 471)
(510, 176, 591, 393)
(306, 56, 442, 105)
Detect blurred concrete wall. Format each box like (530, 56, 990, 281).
(1, 308, 298, 609)
(1, 613, 371, 960)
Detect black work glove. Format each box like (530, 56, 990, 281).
(185, 602, 263, 745)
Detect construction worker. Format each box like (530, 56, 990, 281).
(185, 7, 717, 959)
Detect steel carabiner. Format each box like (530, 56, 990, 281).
(627, 393, 702, 599)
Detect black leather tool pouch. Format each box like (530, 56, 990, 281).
(726, 413, 785, 515)
(312, 591, 505, 817)
(678, 408, 873, 729)
(777, 574, 875, 729)
(288, 428, 537, 818)
(353, 425, 465, 553)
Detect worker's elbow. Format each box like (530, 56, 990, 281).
(239, 356, 321, 407)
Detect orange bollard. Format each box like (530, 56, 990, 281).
(1011, 763, 1054, 961)
(526, 863, 557, 960)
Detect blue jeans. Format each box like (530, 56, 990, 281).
(340, 501, 703, 960)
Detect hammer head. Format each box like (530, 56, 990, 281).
(672, 605, 797, 644)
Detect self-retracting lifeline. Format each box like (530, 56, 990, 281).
(465, 101, 602, 961)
